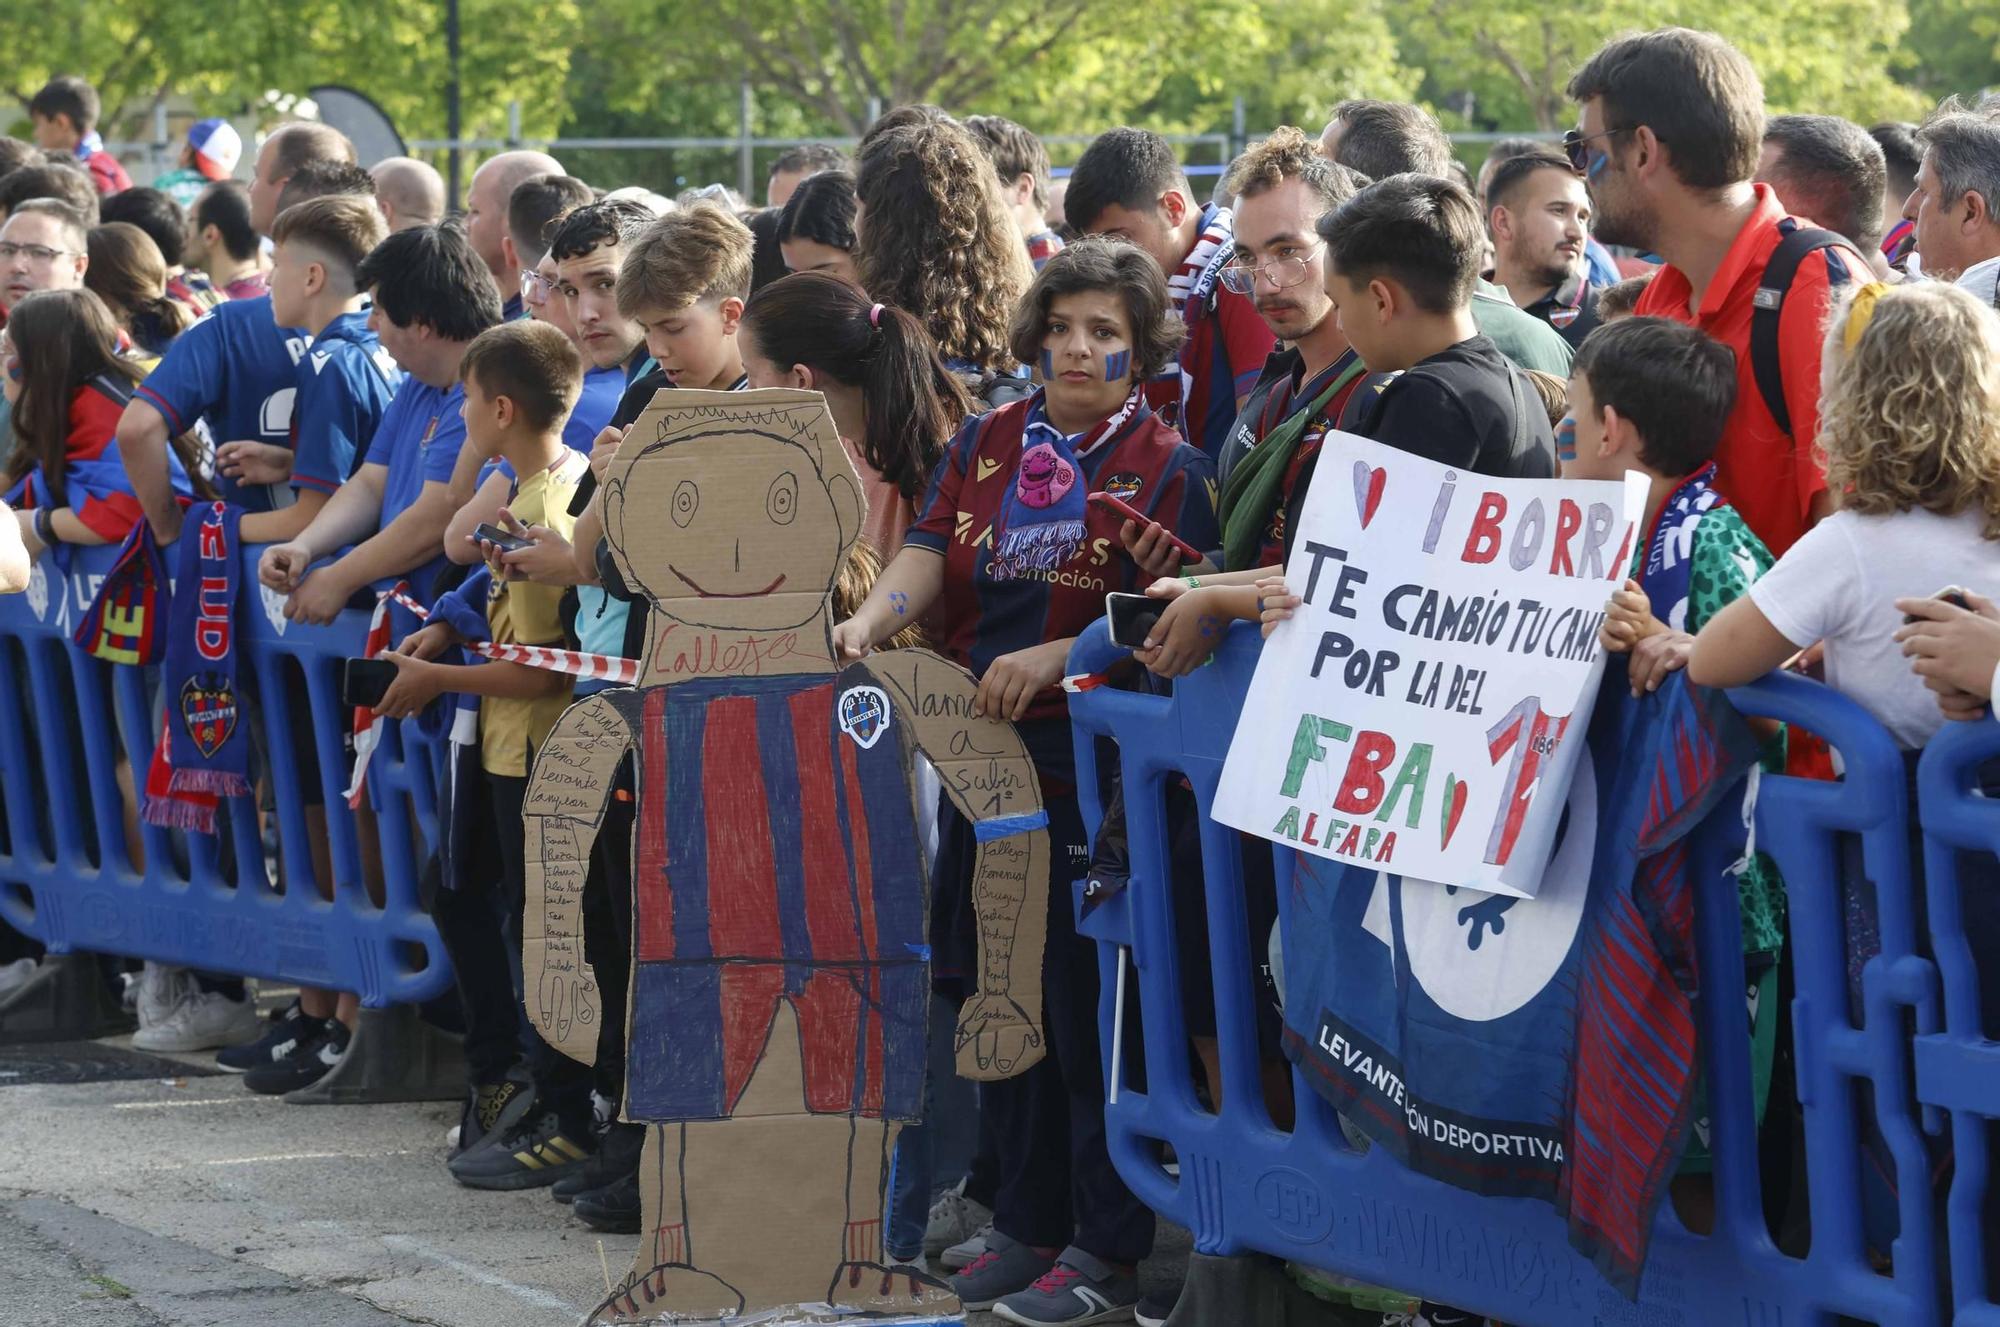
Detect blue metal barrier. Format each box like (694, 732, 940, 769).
(1068, 619, 1949, 1325)
(0, 542, 451, 1007)
(1915, 718, 2000, 1322)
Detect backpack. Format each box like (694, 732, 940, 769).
(1749, 224, 1850, 439)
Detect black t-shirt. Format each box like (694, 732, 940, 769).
(1281, 335, 1556, 561)
(1523, 273, 1601, 351)
(565, 366, 672, 521)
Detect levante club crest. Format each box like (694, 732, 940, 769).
(179, 672, 239, 758)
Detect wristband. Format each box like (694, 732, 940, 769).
(1182, 575, 1201, 589)
(33, 507, 58, 546)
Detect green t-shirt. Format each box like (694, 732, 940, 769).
(1471, 279, 1575, 375)
(1635, 499, 1786, 954)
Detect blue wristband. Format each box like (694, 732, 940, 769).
(974, 810, 1049, 842)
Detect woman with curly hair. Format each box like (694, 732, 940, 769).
(833, 237, 1217, 1320)
(853, 117, 1033, 404)
(1691, 280, 2000, 747)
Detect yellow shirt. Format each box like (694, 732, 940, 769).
(480, 449, 588, 777)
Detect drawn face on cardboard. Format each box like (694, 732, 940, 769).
(600, 389, 866, 633)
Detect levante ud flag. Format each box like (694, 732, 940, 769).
(1278, 665, 1760, 1294)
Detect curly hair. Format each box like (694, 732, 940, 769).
(853, 120, 1030, 375)
(1818, 281, 2000, 538)
(1006, 236, 1185, 381)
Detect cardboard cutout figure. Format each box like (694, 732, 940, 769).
(523, 389, 1049, 1324)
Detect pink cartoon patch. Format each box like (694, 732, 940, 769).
(1016, 443, 1076, 510)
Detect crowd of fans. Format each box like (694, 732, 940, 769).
(2, 26, 2000, 1326)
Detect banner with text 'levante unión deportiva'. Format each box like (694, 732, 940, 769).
(1212, 433, 1646, 900)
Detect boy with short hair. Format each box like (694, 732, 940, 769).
(614, 203, 753, 392)
(29, 75, 130, 196)
(1320, 173, 1556, 478)
(246, 195, 400, 545)
(372, 320, 598, 1189)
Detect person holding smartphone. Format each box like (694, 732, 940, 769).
(832, 238, 1216, 1325)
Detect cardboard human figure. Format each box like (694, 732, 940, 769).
(523, 389, 1049, 1324)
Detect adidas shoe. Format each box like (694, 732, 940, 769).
(454, 1077, 533, 1159)
(448, 1110, 595, 1191)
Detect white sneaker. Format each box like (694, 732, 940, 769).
(136, 962, 196, 1030)
(0, 957, 37, 1001)
(925, 1179, 994, 1257)
(133, 990, 263, 1052)
(940, 1222, 993, 1272)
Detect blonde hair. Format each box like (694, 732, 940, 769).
(1818, 281, 2000, 538)
(615, 203, 753, 316)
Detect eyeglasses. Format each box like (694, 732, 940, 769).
(1562, 127, 1632, 174)
(520, 269, 557, 304)
(1218, 242, 1326, 296)
(0, 242, 74, 263)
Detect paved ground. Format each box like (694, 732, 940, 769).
(0, 1033, 1195, 1327)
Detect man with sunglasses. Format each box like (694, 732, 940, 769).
(1568, 26, 1860, 556)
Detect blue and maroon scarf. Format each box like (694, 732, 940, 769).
(989, 387, 1142, 581)
(159, 500, 250, 801)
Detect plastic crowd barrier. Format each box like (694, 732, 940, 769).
(0, 542, 452, 1010)
(1068, 619, 1981, 1326)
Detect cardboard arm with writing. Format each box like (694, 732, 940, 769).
(863, 651, 1050, 1080)
(520, 691, 632, 1065)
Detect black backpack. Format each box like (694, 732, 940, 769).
(1749, 224, 1851, 439)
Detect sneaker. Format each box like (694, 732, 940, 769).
(553, 1120, 643, 1203)
(449, 1110, 595, 1191)
(925, 1178, 994, 1256)
(950, 1230, 1057, 1312)
(572, 1169, 641, 1233)
(1288, 1264, 1418, 1314)
(454, 1078, 533, 1159)
(941, 1222, 993, 1272)
(242, 1018, 350, 1095)
(133, 990, 262, 1052)
(992, 1247, 1139, 1325)
(1134, 1288, 1177, 1327)
(1380, 1306, 1480, 1326)
(216, 1000, 313, 1073)
(0, 957, 37, 1001)
(136, 962, 195, 1030)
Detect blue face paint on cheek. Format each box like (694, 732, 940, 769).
(1103, 349, 1131, 383)
(1039, 349, 1055, 380)
(1556, 416, 1578, 463)
(1586, 151, 1609, 183)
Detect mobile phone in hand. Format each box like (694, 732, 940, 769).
(342, 657, 398, 709)
(1105, 592, 1163, 650)
(1904, 584, 1972, 624)
(473, 522, 532, 554)
(1087, 491, 1203, 564)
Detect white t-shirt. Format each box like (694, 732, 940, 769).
(1750, 506, 2000, 749)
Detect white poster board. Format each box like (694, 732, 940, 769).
(1212, 434, 1646, 899)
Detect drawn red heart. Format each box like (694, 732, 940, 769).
(1352, 460, 1387, 528)
(1440, 775, 1468, 850)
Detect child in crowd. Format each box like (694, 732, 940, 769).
(615, 202, 751, 393)
(1566, 316, 1787, 1196)
(375, 320, 597, 1189)
(247, 195, 400, 546)
(84, 222, 194, 359)
(774, 170, 858, 284)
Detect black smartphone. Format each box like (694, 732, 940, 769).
(342, 657, 398, 709)
(1105, 592, 1163, 650)
(473, 522, 532, 553)
(1903, 585, 1972, 624)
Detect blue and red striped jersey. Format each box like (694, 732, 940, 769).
(4, 376, 191, 541)
(906, 392, 1218, 719)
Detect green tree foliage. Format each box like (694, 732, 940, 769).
(1400, 0, 1928, 132)
(1898, 0, 2000, 103)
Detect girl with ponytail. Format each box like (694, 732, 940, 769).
(85, 222, 196, 359)
(741, 270, 973, 553)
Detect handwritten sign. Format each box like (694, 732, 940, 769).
(1212, 434, 1645, 899)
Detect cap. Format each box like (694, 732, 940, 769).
(188, 118, 242, 181)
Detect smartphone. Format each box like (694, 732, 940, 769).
(1105, 592, 1163, 650)
(342, 657, 398, 709)
(472, 522, 532, 553)
(1087, 491, 1204, 564)
(1903, 585, 1972, 624)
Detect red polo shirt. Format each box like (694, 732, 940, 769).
(1634, 184, 1862, 556)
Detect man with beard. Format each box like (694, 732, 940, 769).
(1568, 26, 1864, 556)
(1487, 147, 1601, 349)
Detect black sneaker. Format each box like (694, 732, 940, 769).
(572, 1170, 640, 1233)
(1135, 1287, 1178, 1327)
(455, 1078, 533, 1159)
(215, 1000, 314, 1073)
(242, 1017, 350, 1095)
(449, 1110, 595, 1191)
(553, 1120, 644, 1203)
